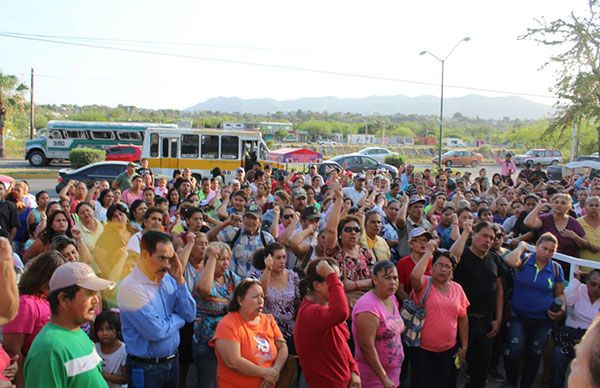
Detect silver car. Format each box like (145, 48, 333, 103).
(514, 149, 563, 167)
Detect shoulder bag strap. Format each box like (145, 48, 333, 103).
(419, 276, 433, 306)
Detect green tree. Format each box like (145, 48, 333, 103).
(521, 0, 600, 154)
(0, 72, 28, 158)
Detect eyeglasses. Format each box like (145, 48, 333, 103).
(343, 226, 362, 233)
(434, 262, 453, 270)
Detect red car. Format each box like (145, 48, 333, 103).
(105, 145, 142, 162)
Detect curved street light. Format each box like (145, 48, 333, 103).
(420, 37, 470, 169)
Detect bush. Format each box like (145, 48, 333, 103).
(477, 145, 493, 155)
(69, 147, 106, 168)
(384, 155, 406, 167)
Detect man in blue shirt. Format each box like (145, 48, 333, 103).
(118, 231, 196, 388)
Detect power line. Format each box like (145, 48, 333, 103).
(0, 31, 557, 100)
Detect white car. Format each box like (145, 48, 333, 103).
(357, 147, 399, 163)
(318, 139, 337, 145)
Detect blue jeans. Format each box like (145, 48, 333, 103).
(192, 344, 217, 388)
(127, 355, 179, 388)
(552, 327, 586, 388)
(504, 314, 553, 388)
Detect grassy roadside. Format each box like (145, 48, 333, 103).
(0, 169, 58, 179)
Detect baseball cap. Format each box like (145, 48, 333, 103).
(243, 204, 263, 218)
(408, 196, 426, 207)
(409, 227, 433, 241)
(49, 262, 115, 292)
(292, 187, 307, 199)
(236, 167, 244, 173)
(355, 173, 366, 180)
(301, 205, 321, 220)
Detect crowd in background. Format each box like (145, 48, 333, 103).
(0, 153, 599, 388)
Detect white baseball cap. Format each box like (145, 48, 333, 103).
(49, 262, 116, 292)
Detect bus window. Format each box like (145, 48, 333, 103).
(221, 136, 239, 160)
(117, 131, 143, 141)
(201, 135, 219, 159)
(91, 131, 115, 140)
(181, 135, 199, 158)
(50, 130, 63, 139)
(150, 133, 159, 157)
(64, 130, 87, 139)
(162, 138, 169, 158)
(170, 138, 178, 158)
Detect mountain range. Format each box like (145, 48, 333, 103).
(184, 94, 554, 120)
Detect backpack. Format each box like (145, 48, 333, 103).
(228, 228, 268, 250)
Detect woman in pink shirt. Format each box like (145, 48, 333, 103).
(410, 244, 469, 388)
(352, 260, 404, 388)
(2, 251, 65, 388)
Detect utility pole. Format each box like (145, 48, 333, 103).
(30, 68, 35, 139)
(570, 122, 577, 163)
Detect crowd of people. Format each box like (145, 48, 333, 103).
(0, 154, 599, 388)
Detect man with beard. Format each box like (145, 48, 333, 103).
(450, 221, 503, 388)
(24, 262, 116, 387)
(118, 231, 196, 388)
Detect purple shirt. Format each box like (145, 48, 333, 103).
(539, 213, 585, 257)
(500, 160, 517, 176)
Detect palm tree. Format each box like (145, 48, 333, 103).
(0, 72, 28, 158)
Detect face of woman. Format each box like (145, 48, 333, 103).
(38, 193, 50, 209)
(492, 231, 503, 250)
(238, 284, 264, 317)
(372, 267, 399, 298)
(365, 214, 382, 237)
(111, 210, 128, 224)
(586, 273, 600, 301)
(113, 189, 122, 203)
(60, 244, 79, 262)
(135, 203, 148, 222)
(551, 196, 570, 215)
(52, 214, 69, 233)
(586, 199, 600, 218)
(567, 323, 598, 388)
(187, 213, 203, 231)
(102, 191, 115, 207)
(536, 241, 557, 262)
(458, 211, 473, 227)
(341, 220, 361, 247)
(271, 249, 287, 274)
(281, 210, 294, 227)
(431, 256, 453, 283)
(77, 205, 94, 222)
(511, 202, 525, 215)
(214, 250, 231, 277)
(504, 190, 517, 202)
(169, 190, 179, 203)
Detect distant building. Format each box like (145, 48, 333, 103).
(347, 134, 376, 144)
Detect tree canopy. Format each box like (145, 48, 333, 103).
(521, 0, 600, 153)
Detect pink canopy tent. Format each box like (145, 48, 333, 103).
(267, 148, 323, 164)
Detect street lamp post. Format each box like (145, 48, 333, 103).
(420, 37, 470, 169)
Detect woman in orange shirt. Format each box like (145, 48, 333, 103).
(210, 279, 288, 388)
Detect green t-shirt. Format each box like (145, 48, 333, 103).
(114, 171, 133, 191)
(24, 323, 108, 388)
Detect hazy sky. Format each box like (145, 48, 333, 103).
(0, 0, 589, 110)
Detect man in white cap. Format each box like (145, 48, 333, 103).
(24, 262, 115, 388)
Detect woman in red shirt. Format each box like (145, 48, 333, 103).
(294, 259, 360, 388)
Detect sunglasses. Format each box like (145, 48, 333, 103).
(495, 233, 504, 239)
(282, 214, 294, 219)
(343, 226, 362, 233)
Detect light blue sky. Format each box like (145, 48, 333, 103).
(1, 0, 589, 109)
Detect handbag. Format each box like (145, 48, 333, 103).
(400, 277, 433, 347)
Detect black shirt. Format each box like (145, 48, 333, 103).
(454, 246, 499, 318)
(0, 200, 19, 238)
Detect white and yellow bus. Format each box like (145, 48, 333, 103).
(142, 127, 282, 180)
